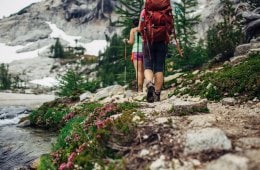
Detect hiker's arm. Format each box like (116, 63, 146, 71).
(171, 16, 183, 57)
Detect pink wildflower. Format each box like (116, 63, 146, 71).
(68, 152, 77, 162)
(59, 163, 68, 170)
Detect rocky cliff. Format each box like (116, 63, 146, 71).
(0, 0, 118, 45)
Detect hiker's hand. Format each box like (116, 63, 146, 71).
(177, 45, 183, 57)
(123, 38, 128, 44)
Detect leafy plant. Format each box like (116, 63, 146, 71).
(175, 53, 260, 100)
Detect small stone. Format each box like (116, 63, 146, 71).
(195, 79, 201, 84)
(143, 135, 149, 140)
(150, 155, 166, 170)
(139, 149, 150, 157)
(191, 159, 201, 167)
(222, 98, 237, 106)
(164, 73, 184, 83)
(206, 154, 248, 170)
(192, 70, 200, 75)
(253, 97, 259, 102)
(132, 115, 141, 122)
(17, 120, 31, 127)
(79, 91, 93, 101)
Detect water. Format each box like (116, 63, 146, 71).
(0, 106, 56, 170)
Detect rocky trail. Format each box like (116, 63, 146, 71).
(75, 83, 260, 170)
(123, 98, 260, 170)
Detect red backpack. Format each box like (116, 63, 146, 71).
(140, 0, 173, 43)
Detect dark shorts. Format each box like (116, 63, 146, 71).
(143, 42, 167, 73)
(131, 52, 144, 61)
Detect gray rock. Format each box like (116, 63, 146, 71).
(206, 154, 248, 170)
(184, 128, 232, 154)
(250, 41, 260, 49)
(234, 44, 251, 56)
(93, 85, 124, 101)
(164, 73, 183, 83)
(150, 155, 166, 170)
(17, 120, 31, 127)
(245, 150, 260, 170)
(188, 114, 215, 128)
(230, 55, 248, 65)
(237, 137, 260, 149)
(222, 97, 237, 106)
(192, 70, 200, 75)
(172, 99, 208, 114)
(80, 91, 93, 101)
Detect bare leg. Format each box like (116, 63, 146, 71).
(144, 69, 153, 83)
(134, 60, 145, 92)
(154, 72, 163, 92)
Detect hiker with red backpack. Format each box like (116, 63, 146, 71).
(139, 0, 183, 103)
(124, 18, 144, 93)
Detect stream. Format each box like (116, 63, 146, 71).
(0, 106, 56, 170)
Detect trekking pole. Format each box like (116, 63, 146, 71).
(124, 39, 127, 84)
(136, 32, 139, 92)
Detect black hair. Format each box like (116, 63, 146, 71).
(132, 18, 139, 27)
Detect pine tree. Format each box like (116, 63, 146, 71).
(0, 64, 12, 89)
(97, 1, 143, 86)
(115, 0, 144, 37)
(174, 0, 201, 59)
(207, 0, 243, 59)
(50, 38, 65, 58)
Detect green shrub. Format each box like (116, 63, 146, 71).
(57, 69, 100, 97)
(118, 102, 139, 111)
(53, 117, 85, 151)
(29, 99, 71, 130)
(42, 103, 137, 169)
(57, 69, 84, 97)
(175, 54, 260, 100)
(38, 154, 56, 170)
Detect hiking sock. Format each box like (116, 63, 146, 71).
(146, 82, 155, 103)
(154, 91, 161, 102)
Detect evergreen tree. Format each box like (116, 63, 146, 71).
(57, 69, 84, 97)
(115, 0, 143, 37)
(0, 64, 12, 89)
(50, 38, 65, 58)
(97, 1, 143, 86)
(207, 0, 243, 59)
(173, 0, 201, 59)
(98, 34, 135, 86)
(167, 0, 208, 71)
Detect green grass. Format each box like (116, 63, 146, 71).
(174, 53, 260, 101)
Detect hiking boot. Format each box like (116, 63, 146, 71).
(154, 91, 161, 102)
(146, 82, 155, 103)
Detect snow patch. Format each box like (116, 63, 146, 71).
(46, 21, 81, 47)
(46, 22, 107, 56)
(80, 40, 107, 56)
(29, 77, 59, 87)
(0, 43, 48, 63)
